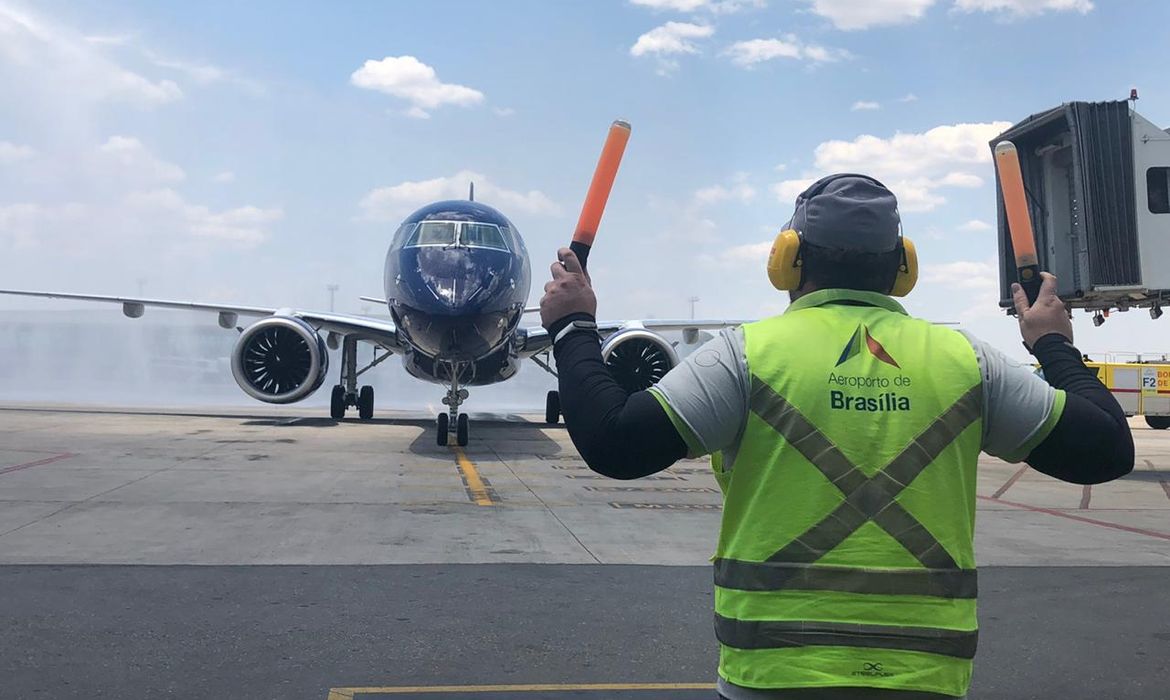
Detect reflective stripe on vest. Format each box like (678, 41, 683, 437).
(714, 615, 979, 659)
(714, 378, 982, 602)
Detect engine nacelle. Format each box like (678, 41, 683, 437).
(600, 328, 679, 394)
(231, 316, 329, 404)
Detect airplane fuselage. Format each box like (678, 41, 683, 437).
(383, 200, 532, 387)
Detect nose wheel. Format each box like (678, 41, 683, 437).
(436, 410, 470, 447)
(436, 372, 470, 446)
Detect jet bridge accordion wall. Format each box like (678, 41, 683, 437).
(991, 100, 1170, 312)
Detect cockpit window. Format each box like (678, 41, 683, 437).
(406, 221, 457, 246)
(391, 222, 417, 249)
(462, 222, 509, 251)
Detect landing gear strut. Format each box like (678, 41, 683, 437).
(330, 336, 389, 420)
(436, 362, 470, 447)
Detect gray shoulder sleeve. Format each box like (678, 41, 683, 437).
(959, 329, 1058, 461)
(651, 327, 749, 455)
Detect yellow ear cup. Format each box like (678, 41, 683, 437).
(889, 236, 918, 297)
(767, 230, 803, 291)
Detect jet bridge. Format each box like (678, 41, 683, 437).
(993, 99, 1170, 322)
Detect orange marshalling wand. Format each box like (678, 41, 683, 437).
(569, 120, 632, 270)
(994, 140, 1042, 304)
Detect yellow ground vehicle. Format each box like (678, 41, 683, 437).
(1083, 355, 1170, 429)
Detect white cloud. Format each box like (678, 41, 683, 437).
(141, 51, 264, 95)
(0, 4, 182, 106)
(1, 189, 280, 252)
(97, 136, 185, 183)
(772, 121, 1011, 212)
(802, 0, 1087, 30)
(898, 93, 919, 102)
(629, 0, 765, 13)
(147, 54, 225, 85)
(919, 259, 1004, 320)
(693, 181, 756, 206)
(350, 56, 484, 118)
(0, 140, 35, 163)
(630, 22, 714, 73)
(358, 170, 560, 222)
(851, 100, 881, 111)
(83, 33, 134, 46)
(493, 107, 516, 117)
(958, 219, 992, 231)
(954, 0, 1093, 16)
(697, 240, 773, 267)
(0, 202, 86, 250)
(803, 0, 937, 30)
(124, 189, 282, 246)
(922, 260, 999, 288)
(212, 171, 235, 184)
(938, 171, 983, 187)
(723, 35, 848, 66)
(1, 136, 278, 253)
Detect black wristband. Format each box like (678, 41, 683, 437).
(545, 312, 596, 339)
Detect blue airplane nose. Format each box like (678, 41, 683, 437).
(398, 247, 511, 316)
(423, 270, 487, 309)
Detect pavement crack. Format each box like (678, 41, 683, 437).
(0, 441, 228, 540)
(487, 444, 601, 563)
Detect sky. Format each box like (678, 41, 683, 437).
(2, 0, 1170, 383)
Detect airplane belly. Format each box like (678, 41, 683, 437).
(394, 305, 514, 359)
(401, 341, 520, 387)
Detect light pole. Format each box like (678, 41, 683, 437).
(327, 284, 339, 312)
(688, 296, 700, 319)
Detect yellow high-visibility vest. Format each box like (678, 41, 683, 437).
(715, 289, 983, 698)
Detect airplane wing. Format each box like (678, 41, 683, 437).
(518, 318, 748, 356)
(0, 289, 401, 348)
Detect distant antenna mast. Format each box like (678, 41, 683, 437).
(469, 182, 475, 201)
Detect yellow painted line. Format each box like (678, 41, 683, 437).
(453, 446, 495, 506)
(329, 682, 716, 696)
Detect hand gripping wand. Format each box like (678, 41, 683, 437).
(569, 120, 632, 271)
(994, 140, 1042, 305)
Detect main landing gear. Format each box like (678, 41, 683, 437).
(437, 366, 470, 447)
(330, 336, 391, 420)
(545, 390, 560, 425)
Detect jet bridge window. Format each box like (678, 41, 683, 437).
(406, 221, 457, 246)
(1148, 168, 1170, 214)
(461, 222, 510, 251)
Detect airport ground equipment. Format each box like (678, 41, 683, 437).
(1077, 356, 1170, 429)
(992, 99, 1170, 321)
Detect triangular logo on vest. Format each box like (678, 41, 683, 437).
(835, 324, 900, 368)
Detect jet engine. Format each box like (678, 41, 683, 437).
(231, 316, 329, 404)
(600, 328, 679, 393)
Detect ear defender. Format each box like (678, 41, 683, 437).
(767, 229, 803, 291)
(889, 236, 918, 297)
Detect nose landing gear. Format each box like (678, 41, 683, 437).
(436, 363, 471, 446)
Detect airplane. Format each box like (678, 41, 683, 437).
(0, 188, 736, 446)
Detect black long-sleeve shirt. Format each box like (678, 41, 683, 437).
(549, 314, 1133, 484)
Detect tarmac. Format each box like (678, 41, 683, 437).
(0, 404, 1167, 699)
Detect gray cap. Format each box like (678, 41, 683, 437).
(785, 174, 901, 253)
